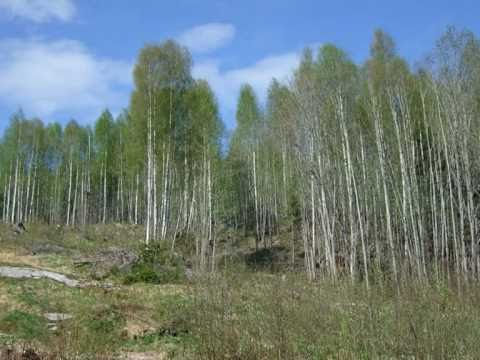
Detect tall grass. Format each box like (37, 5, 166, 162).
(188, 273, 480, 359)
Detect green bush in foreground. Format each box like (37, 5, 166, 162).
(123, 243, 186, 285)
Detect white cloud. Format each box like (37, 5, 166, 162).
(228, 53, 300, 98)
(0, 38, 132, 123)
(193, 51, 301, 125)
(0, 0, 75, 22)
(178, 23, 235, 53)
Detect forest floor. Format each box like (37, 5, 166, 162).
(1, 224, 480, 358)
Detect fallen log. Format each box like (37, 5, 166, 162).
(0, 266, 79, 287)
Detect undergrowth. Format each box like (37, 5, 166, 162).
(187, 273, 480, 359)
(123, 242, 186, 285)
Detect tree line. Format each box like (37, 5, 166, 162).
(2, 27, 480, 284)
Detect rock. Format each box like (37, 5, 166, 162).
(14, 222, 27, 235)
(100, 247, 139, 271)
(45, 313, 73, 332)
(44, 313, 73, 322)
(120, 352, 166, 360)
(184, 267, 194, 281)
(0, 266, 79, 287)
(0, 266, 114, 289)
(75, 247, 138, 279)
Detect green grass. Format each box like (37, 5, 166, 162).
(0, 275, 192, 358)
(0, 310, 48, 342)
(2, 264, 480, 358)
(2, 224, 480, 358)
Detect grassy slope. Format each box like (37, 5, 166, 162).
(1, 224, 480, 358)
(0, 224, 192, 358)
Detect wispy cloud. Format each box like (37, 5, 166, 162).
(178, 23, 235, 53)
(0, 38, 132, 123)
(193, 51, 301, 127)
(0, 0, 76, 23)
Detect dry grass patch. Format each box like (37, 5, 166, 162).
(0, 250, 44, 268)
(0, 249, 76, 276)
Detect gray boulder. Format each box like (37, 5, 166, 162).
(75, 247, 139, 279)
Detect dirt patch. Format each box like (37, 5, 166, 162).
(0, 251, 44, 269)
(0, 291, 12, 307)
(0, 249, 75, 276)
(121, 319, 156, 340)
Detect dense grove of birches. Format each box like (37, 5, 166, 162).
(1, 27, 480, 286)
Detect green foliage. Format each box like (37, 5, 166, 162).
(224, 84, 264, 231)
(130, 40, 193, 144)
(184, 79, 223, 161)
(123, 243, 186, 284)
(87, 306, 124, 336)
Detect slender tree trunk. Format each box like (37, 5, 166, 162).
(66, 149, 73, 226)
(11, 157, 19, 224)
(253, 150, 260, 250)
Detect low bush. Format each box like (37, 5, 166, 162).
(123, 242, 185, 285)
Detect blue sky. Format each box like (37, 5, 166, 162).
(0, 0, 479, 135)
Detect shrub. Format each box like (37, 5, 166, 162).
(123, 243, 185, 284)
